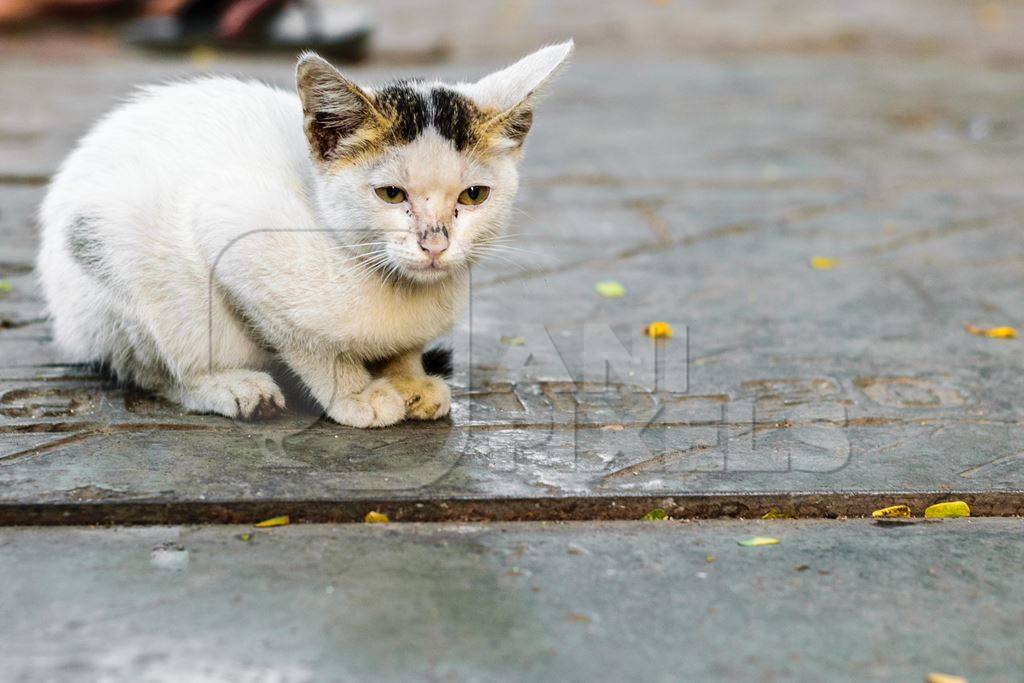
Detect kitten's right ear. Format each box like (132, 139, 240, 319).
(468, 41, 574, 149)
(296, 52, 380, 163)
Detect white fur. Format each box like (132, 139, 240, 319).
(37, 42, 572, 426)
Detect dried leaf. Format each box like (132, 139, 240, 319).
(810, 256, 836, 270)
(254, 515, 289, 528)
(924, 501, 970, 519)
(594, 280, 626, 298)
(737, 536, 779, 547)
(641, 508, 667, 521)
(500, 335, 525, 346)
(644, 321, 673, 338)
(364, 511, 390, 524)
(964, 323, 1017, 339)
(871, 504, 911, 519)
(600, 424, 624, 432)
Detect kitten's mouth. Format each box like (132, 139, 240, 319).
(392, 259, 451, 283)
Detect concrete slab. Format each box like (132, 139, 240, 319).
(2, 5, 1024, 522)
(1, 519, 1021, 682)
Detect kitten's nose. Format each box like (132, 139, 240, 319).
(418, 225, 449, 260)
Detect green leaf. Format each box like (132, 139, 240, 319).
(737, 536, 780, 547)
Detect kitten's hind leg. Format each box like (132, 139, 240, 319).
(379, 349, 451, 421)
(168, 370, 285, 420)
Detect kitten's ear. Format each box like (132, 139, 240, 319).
(469, 41, 573, 148)
(296, 52, 380, 163)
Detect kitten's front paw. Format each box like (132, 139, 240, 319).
(176, 370, 285, 420)
(328, 378, 405, 428)
(391, 375, 451, 421)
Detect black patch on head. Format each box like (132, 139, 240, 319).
(374, 82, 481, 150)
(67, 216, 108, 281)
(375, 83, 428, 144)
(429, 88, 479, 150)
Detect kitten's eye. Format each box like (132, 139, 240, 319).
(374, 186, 407, 204)
(457, 186, 490, 205)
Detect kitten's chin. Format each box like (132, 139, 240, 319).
(392, 261, 456, 285)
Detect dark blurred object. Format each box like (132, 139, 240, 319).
(123, 0, 371, 59)
(0, 0, 371, 60)
(0, 0, 139, 29)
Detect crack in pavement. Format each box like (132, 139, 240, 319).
(959, 450, 1024, 478)
(858, 209, 1022, 257)
(3, 491, 1024, 525)
(625, 197, 673, 243)
(476, 222, 756, 288)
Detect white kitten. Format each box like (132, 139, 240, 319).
(37, 42, 572, 427)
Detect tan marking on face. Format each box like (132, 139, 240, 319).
(325, 121, 392, 170)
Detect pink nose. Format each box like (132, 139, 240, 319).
(418, 226, 449, 260)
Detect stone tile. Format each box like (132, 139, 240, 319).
(1, 520, 1021, 682)
(2, 13, 1023, 521)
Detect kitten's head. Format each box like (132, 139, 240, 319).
(296, 42, 572, 284)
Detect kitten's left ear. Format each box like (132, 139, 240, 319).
(296, 51, 382, 163)
(469, 40, 574, 148)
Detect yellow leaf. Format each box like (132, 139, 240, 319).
(926, 673, 968, 683)
(762, 508, 796, 519)
(871, 504, 911, 518)
(364, 511, 390, 524)
(964, 323, 1017, 339)
(924, 501, 970, 519)
(644, 321, 673, 338)
(984, 326, 1017, 338)
(594, 280, 626, 298)
(737, 536, 779, 547)
(254, 515, 289, 528)
(810, 256, 836, 270)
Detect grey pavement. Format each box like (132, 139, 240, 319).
(2, 9, 1024, 522)
(1, 3, 1023, 680)
(2, 520, 1021, 683)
